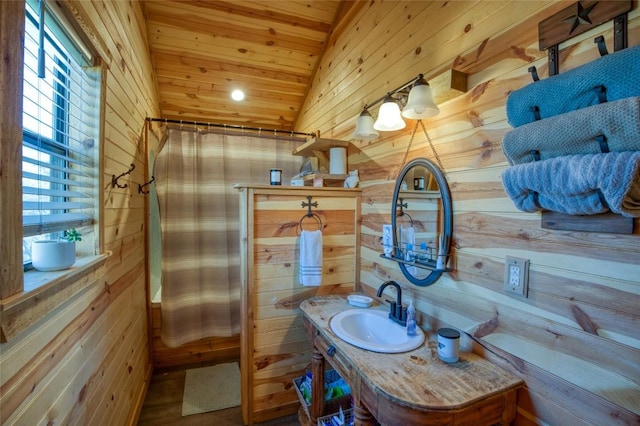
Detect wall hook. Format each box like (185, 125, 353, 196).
(594, 35, 609, 56)
(112, 163, 135, 189)
(138, 176, 155, 194)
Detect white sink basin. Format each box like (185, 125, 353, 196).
(330, 309, 425, 353)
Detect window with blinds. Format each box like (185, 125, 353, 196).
(22, 0, 101, 265)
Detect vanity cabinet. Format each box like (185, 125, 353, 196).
(236, 185, 361, 425)
(300, 296, 524, 426)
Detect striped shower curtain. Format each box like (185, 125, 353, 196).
(154, 126, 302, 348)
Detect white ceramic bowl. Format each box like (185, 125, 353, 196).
(31, 240, 76, 271)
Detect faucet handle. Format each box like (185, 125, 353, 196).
(400, 306, 408, 321)
(386, 300, 397, 315)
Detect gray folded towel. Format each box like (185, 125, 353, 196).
(501, 151, 640, 217)
(502, 97, 640, 165)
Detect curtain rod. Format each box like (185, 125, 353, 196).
(146, 117, 316, 138)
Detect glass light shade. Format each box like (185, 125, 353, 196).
(402, 79, 439, 119)
(374, 97, 406, 131)
(352, 109, 379, 140)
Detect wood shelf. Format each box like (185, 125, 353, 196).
(301, 173, 348, 182)
(292, 137, 349, 157)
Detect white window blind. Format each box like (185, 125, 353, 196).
(22, 0, 100, 246)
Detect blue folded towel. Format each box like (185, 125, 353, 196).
(502, 97, 640, 165)
(506, 45, 640, 127)
(501, 151, 640, 217)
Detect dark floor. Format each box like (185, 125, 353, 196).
(137, 362, 300, 426)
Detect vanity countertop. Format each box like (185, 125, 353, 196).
(300, 295, 524, 424)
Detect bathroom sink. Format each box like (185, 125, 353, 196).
(330, 309, 425, 353)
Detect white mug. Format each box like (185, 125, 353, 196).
(437, 328, 460, 363)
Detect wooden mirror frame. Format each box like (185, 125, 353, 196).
(390, 157, 453, 286)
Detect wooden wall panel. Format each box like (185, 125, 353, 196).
(296, 1, 640, 425)
(0, 0, 160, 425)
(239, 186, 361, 425)
(150, 303, 241, 369)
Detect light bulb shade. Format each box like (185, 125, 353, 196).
(402, 79, 439, 119)
(352, 109, 379, 140)
(374, 97, 406, 131)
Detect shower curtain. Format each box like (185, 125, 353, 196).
(154, 125, 303, 348)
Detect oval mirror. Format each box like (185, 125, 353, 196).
(389, 157, 453, 286)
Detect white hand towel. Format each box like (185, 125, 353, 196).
(299, 230, 323, 286)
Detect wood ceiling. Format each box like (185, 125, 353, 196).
(143, 0, 346, 131)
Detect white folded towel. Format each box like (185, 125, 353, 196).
(299, 230, 323, 286)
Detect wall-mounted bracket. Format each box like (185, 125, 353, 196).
(548, 44, 559, 77)
(613, 13, 628, 51)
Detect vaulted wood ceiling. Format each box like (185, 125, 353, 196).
(143, 0, 346, 131)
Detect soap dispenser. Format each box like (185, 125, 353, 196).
(406, 300, 417, 336)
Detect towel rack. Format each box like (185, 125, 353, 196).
(298, 195, 323, 232)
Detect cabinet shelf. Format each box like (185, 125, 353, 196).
(379, 253, 452, 272)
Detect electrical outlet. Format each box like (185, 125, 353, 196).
(504, 256, 529, 297)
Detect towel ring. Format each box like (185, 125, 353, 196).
(397, 211, 413, 227)
(298, 213, 323, 233)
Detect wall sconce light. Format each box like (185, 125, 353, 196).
(353, 108, 379, 141)
(374, 95, 406, 131)
(352, 73, 439, 140)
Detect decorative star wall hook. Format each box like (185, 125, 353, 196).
(563, 1, 598, 35)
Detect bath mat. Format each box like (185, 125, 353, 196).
(181, 362, 241, 416)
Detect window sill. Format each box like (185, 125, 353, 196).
(1, 253, 111, 343)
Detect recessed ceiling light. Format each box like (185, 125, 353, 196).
(231, 89, 245, 101)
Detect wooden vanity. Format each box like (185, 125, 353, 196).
(300, 296, 524, 425)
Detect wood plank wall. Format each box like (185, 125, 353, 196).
(0, 1, 160, 424)
(295, 1, 640, 425)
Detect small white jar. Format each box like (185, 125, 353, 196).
(437, 327, 460, 363)
(270, 168, 282, 185)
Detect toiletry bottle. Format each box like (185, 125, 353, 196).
(406, 300, 417, 336)
(405, 243, 415, 262)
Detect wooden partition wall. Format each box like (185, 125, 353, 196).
(237, 185, 361, 425)
(295, 1, 640, 425)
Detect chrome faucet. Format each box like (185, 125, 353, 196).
(376, 280, 407, 327)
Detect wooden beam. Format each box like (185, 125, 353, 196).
(0, 0, 25, 299)
(429, 68, 468, 105)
